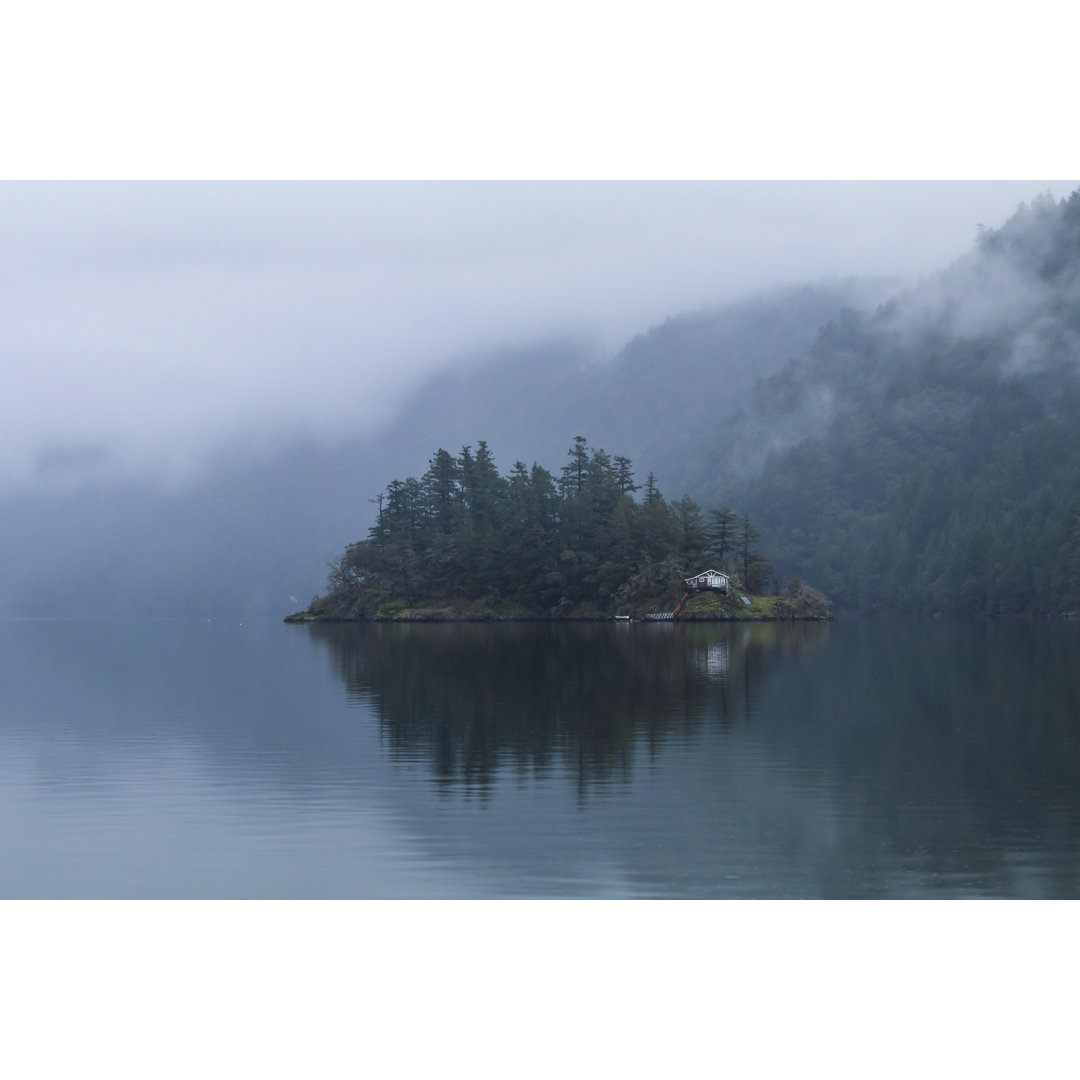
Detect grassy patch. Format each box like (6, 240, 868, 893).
(393, 607, 455, 621)
(683, 592, 725, 616)
(740, 594, 780, 618)
(375, 599, 407, 619)
(681, 590, 782, 620)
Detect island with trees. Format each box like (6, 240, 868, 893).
(287, 437, 830, 622)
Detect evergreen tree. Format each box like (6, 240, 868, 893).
(708, 506, 738, 565)
(613, 455, 638, 495)
(560, 435, 590, 498)
(736, 512, 762, 585)
(672, 495, 707, 567)
(638, 472, 674, 566)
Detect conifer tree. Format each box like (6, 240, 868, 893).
(708, 506, 738, 565)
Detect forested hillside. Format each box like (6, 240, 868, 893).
(711, 191, 1080, 614)
(0, 280, 876, 616)
(576, 278, 897, 496)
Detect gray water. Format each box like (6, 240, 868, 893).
(2, 616, 1078, 898)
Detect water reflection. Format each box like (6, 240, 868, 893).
(305, 618, 1080, 897)
(308, 621, 829, 797)
(4, 616, 1079, 896)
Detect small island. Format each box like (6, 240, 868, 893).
(287, 437, 830, 623)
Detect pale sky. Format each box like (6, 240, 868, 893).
(2, 180, 1077, 491)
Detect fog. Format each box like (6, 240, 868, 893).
(4, 181, 1076, 494)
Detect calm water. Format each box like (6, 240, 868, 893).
(2, 616, 1078, 898)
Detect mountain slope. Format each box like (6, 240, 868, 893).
(0, 279, 884, 615)
(717, 191, 1080, 613)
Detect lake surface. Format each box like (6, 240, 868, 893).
(2, 616, 1078, 898)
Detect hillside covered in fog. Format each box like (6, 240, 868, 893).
(0, 277, 883, 616)
(4, 186, 1080, 617)
(723, 191, 1080, 614)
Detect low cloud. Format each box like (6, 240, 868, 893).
(1, 181, 1075, 493)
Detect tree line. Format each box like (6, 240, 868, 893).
(309, 436, 769, 618)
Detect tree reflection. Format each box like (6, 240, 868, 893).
(297, 618, 1080, 895)
(307, 621, 829, 795)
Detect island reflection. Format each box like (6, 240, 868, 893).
(306, 621, 829, 795)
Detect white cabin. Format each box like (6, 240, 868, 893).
(684, 569, 730, 592)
